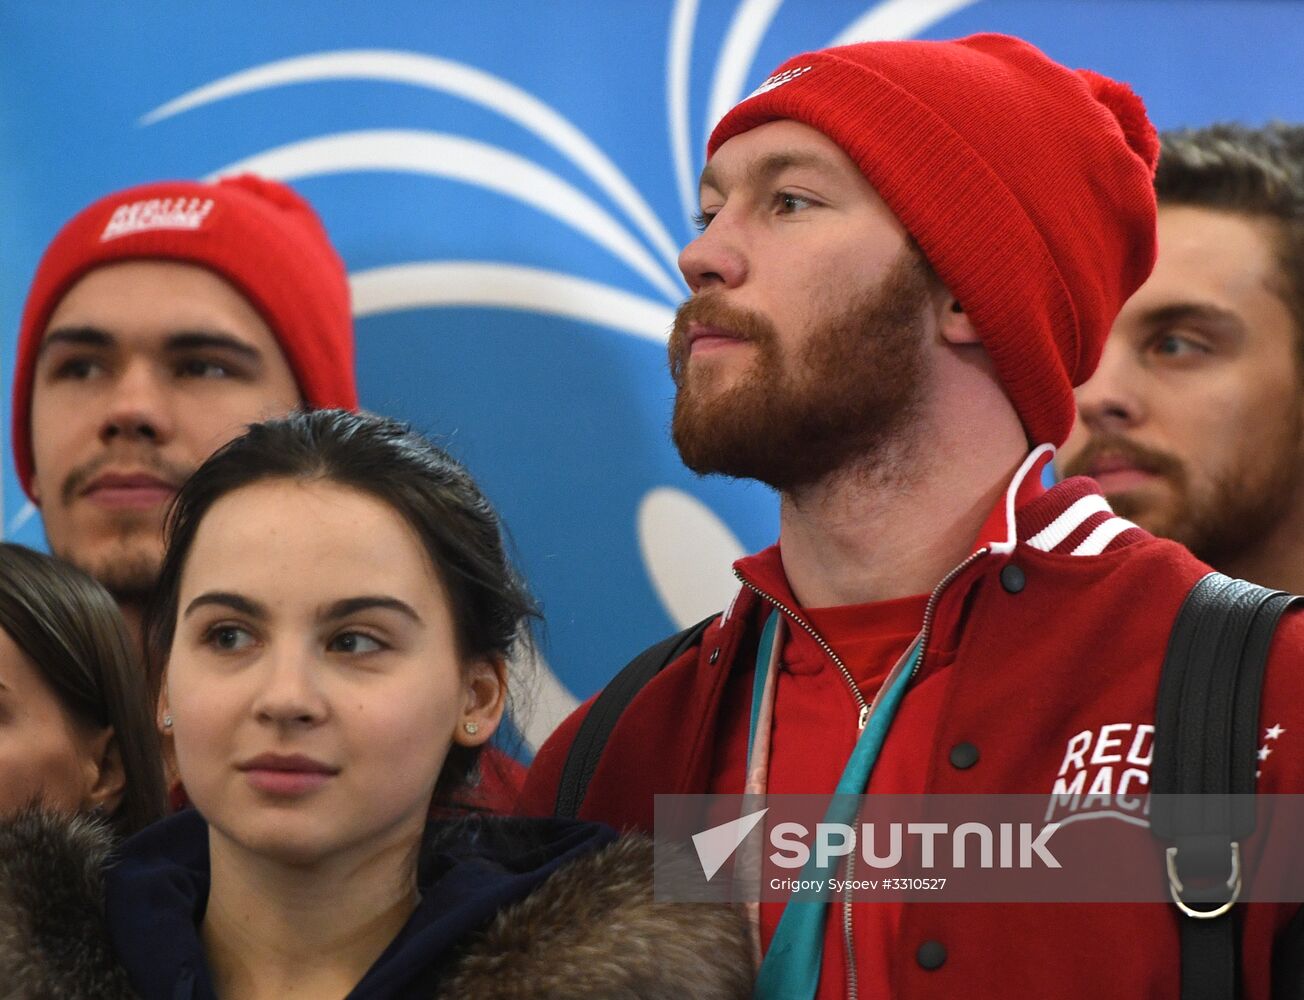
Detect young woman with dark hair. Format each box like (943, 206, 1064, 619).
(0, 410, 750, 999)
(0, 542, 165, 835)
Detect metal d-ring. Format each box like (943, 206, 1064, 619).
(1165, 842, 1242, 919)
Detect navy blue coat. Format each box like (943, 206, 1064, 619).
(0, 808, 752, 999)
(104, 809, 614, 999)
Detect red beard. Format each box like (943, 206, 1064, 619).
(669, 248, 935, 493)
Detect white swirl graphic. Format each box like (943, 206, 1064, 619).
(668, 0, 703, 230)
(350, 262, 674, 343)
(705, 0, 786, 139)
(5, 501, 38, 538)
(514, 646, 580, 753)
(207, 130, 681, 302)
(638, 487, 748, 628)
(141, 49, 683, 279)
(832, 0, 982, 44)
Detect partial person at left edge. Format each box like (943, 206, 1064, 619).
(6, 176, 523, 810)
(0, 541, 166, 836)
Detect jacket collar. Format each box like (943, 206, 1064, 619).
(982, 445, 1145, 558)
(729, 446, 1142, 614)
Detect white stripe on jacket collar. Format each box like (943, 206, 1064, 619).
(988, 443, 1057, 555)
(1025, 494, 1110, 551)
(1007, 445, 1139, 556)
(1069, 514, 1139, 556)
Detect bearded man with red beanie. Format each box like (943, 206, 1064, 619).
(520, 34, 1304, 998)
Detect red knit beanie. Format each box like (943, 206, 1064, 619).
(11, 174, 358, 498)
(708, 33, 1159, 447)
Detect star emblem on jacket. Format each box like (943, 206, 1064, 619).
(1257, 723, 1285, 777)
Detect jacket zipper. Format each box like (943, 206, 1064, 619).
(732, 570, 871, 728)
(735, 547, 991, 1000)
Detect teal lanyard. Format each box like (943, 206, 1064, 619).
(749, 609, 922, 1000)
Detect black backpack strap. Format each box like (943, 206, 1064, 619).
(554, 614, 718, 819)
(1151, 572, 1302, 1000)
(1273, 905, 1304, 999)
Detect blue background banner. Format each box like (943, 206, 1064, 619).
(3, 2, 1301, 751)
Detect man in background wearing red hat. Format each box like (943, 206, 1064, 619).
(10, 174, 526, 812)
(9, 174, 358, 645)
(521, 35, 1304, 998)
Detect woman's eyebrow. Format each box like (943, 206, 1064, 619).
(321, 596, 423, 624)
(183, 592, 266, 619)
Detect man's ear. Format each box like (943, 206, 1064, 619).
(81, 727, 126, 817)
(452, 657, 508, 748)
(29, 474, 42, 507)
(940, 298, 982, 346)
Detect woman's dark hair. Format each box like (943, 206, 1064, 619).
(144, 408, 539, 805)
(0, 543, 166, 836)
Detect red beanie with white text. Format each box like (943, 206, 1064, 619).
(10, 174, 358, 498)
(708, 33, 1159, 447)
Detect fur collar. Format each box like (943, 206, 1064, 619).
(0, 811, 750, 999)
(0, 809, 135, 999)
(435, 833, 752, 998)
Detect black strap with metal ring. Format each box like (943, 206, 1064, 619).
(1151, 572, 1301, 1000)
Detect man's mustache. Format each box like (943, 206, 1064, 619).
(1061, 433, 1185, 484)
(61, 451, 194, 505)
(669, 294, 777, 384)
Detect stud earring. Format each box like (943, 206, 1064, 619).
(162, 714, 173, 729)
(463, 721, 479, 736)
